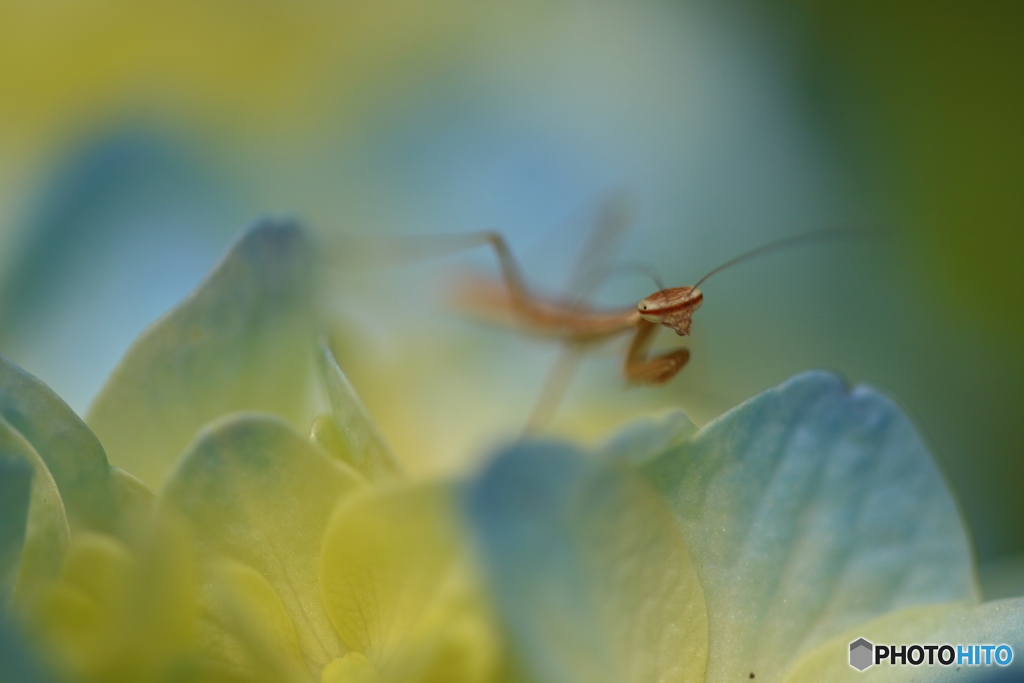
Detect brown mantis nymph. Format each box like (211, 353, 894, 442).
(424, 226, 862, 427)
(337, 221, 868, 427)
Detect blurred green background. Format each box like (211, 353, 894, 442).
(0, 0, 1021, 591)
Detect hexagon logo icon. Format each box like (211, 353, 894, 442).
(849, 638, 874, 671)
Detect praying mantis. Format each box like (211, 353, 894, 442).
(336, 203, 871, 428)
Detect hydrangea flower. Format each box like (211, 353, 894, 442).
(1, 219, 1021, 683)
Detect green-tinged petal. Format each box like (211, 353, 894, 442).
(106, 467, 154, 549)
(465, 441, 708, 683)
(314, 342, 401, 481)
(87, 218, 315, 488)
(161, 414, 362, 675)
(0, 416, 71, 608)
(319, 482, 500, 683)
(784, 598, 1024, 682)
(641, 370, 977, 683)
(0, 353, 115, 535)
(0, 454, 33, 600)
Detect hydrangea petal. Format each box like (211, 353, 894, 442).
(0, 612, 54, 683)
(31, 525, 199, 683)
(319, 482, 500, 683)
(318, 484, 458, 662)
(375, 569, 500, 683)
(641, 370, 977, 683)
(783, 598, 1024, 682)
(0, 416, 71, 608)
(465, 441, 708, 683)
(87, 219, 315, 488)
(321, 653, 380, 683)
(0, 454, 33, 600)
(204, 558, 311, 683)
(0, 353, 115, 535)
(160, 414, 362, 674)
(106, 467, 154, 550)
(599, 411, 695, 464)
(316, 342, 401, 481)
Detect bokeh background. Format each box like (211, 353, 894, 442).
(1, 0, 1022, 594)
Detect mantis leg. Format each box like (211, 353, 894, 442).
(523, 342, 586, 433)
(332, 230, 536, 311)
(623, 319, 690, 385)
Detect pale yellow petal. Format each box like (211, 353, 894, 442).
(378, 569, 500, 683)
(30, 524, 200, 683)
(205, 559, 311, 683)
(161, 414, 362, 673)
(321, 653, 381, 683)
(319, 482, 501, 683)
(30, 534, 134, 678)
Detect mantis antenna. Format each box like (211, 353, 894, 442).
(693, 226, 882, 289)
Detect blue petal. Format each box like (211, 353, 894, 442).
(642, 370, 977, 682)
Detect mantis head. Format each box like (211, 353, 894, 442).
(638, 286, 703, 336)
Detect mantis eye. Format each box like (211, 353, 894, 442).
(638, 298, 663, 323)
(638, 296, 658, 312)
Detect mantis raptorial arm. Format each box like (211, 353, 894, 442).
(624, 318, 691, 385)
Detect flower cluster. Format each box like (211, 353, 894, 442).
(0, 219, 1021, 683)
